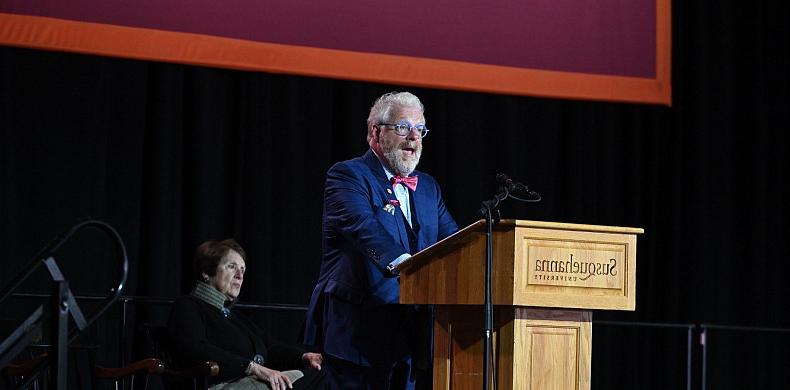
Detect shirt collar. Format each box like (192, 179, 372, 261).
(371, 149, 396, 181)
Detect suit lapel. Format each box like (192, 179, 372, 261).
(362, 150, 411, 251)
(410, 178, 427, 249)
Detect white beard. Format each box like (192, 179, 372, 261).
(381, 139, 422, 176)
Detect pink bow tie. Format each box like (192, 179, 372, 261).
(390, 175, 418, 191)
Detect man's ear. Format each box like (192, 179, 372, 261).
(372, 125, 380, 141)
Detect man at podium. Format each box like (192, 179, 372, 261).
(303, 91, 458, 390)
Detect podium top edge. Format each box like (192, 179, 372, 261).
(503, 219, 645, 234)
(396, 219, 643, 272)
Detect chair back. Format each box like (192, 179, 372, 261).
(139, 324, 217, 390)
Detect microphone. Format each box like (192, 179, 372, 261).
(495, 173, 516, 191)
(496, 173, 530, 192)
(496, 173, 541, 202)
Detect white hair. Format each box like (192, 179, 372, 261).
(366, 92, 424, 143)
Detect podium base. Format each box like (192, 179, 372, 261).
(432, 306, 592, 390)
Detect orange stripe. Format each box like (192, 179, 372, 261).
(656, 0, 673, 106)
(0, 12, 670, 105)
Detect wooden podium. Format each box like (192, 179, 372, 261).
(397, 220, 643, 390)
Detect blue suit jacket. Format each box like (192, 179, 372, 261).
(303, 150, 458, 366)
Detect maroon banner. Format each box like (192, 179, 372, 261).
(0, 0, 671, 104)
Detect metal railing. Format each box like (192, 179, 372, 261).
(0, 220, 129, 389)
(699, 324, 790, 390)
(595, 320, 695, 390)
(7, 293, 790, 390)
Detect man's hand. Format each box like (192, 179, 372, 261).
(302, 352, 323, 370)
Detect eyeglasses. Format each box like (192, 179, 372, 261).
(378, 123, 430, 138)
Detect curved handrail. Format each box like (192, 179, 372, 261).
(0, 219, 128, 381)
(0, 219, 128, 323)
(64, 220, 128, 337)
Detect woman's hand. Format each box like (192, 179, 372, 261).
(248, 363, 293, 390)
(302, 352, 323, 370)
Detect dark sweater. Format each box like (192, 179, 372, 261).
(166, 295, 306, 383)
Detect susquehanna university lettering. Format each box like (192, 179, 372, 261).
(534, 254, 617, 281)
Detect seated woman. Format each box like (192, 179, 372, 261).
(167, 239, 325, 390)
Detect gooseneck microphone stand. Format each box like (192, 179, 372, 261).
(477, 176, 541, 390)
(478, 186, 506, 390)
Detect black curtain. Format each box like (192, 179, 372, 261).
(2, 0, 790, 388)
